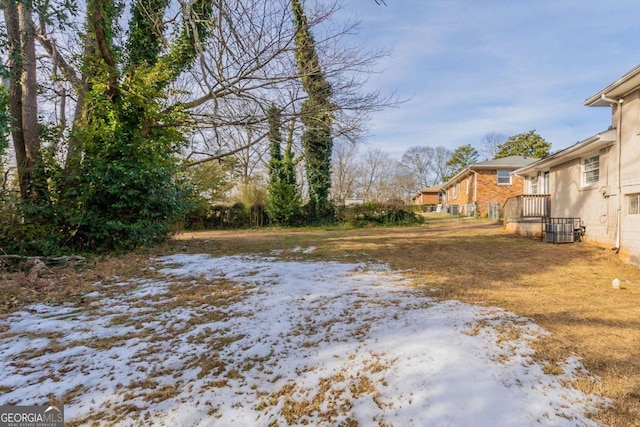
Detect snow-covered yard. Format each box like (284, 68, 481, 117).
(0, 251, 606, 426)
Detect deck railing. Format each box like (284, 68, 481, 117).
(503, 194, 550, 224)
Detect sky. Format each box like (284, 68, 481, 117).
(1, 251, 605, 425)
(336, 0, 640, 157)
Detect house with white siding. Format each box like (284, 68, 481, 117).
(508, 65, 640, 264)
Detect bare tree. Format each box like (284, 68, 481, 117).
(431, 145, 454, 184)
(399, 145, 452, 187)
(330, 140, 359, 204)
(400, 146, 434, 189)
(480, 132, 506, 161)
(356, 148, 395, 202)
(388, 166, 416, 205)
(181, 0, 396, 168)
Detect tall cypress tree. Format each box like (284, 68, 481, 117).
(266, 104, 301, 225)
(291, 0, 335, 222)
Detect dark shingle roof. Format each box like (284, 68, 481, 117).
(440, 156, 538, 188)
(472, 155, 538, 169)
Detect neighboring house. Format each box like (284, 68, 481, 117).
(510, 64, 640, 263)
(411, 185, 443, 206)
(441, 156, 536, 217)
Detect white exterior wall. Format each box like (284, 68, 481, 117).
(539, 89, 640, 263)
(548, 153, 615, 247)
(617, 90, 640, 263)
(514, 67, 640, 264)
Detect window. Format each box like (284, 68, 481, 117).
(452, 185, 457, 198)
(497, 170, 511, 185)
(542, 171, 550, 194)
(583, 155, 600, 186)
(528, 176, 538, 194)
(629, 194, 640, 215)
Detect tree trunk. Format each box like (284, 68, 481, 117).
(4, 1, 48, 203)
(18, 2, 47, 201)
(3, 0, 28, 201)
(291, 0, 335, 221)
(63, 30, 92, 178)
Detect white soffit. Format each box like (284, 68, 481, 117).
(584, 65, 640, 107)
(515, 130, 615, 174)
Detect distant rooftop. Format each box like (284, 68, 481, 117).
(416, 185, 443, 193)
(472, 155, 538, 169)
(441, 156, 538, 188)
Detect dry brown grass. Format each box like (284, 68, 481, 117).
(172, 218, 640, 426)
(2, 217, 639, 426)
(0, 253, 157, 316)
(258, 373, 367, 425)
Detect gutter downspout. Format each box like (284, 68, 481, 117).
(601, 93, 623, 252)
(472, 170, 478, 216)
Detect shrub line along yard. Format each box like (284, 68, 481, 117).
(1, 217, 639, 426)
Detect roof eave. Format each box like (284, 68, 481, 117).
(442, 161, 533, 188)
(584, 65, 640, 107)
(514, 129, 615, 175)
(441, 167, 471, 189)
(472, 164, 530, 170)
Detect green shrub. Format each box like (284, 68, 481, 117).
(185, 202, 262, 230)
(335, 202, 424, 227)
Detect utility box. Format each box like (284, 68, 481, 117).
(544, 218, 584, 243)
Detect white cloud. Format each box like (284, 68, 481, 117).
(337, 0, 640, 157)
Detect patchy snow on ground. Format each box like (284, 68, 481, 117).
(0, 253, 606, 426)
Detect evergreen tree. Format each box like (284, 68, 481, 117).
(443, 144, 478, 181)
(1, 0, 216, 253)
(64, 0, 216, 251)
(495, 130, 551, 159)
(291, 0, 335, 222)
(266, 104, 301, 225)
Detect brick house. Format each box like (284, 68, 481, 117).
(441, 156, 536, 217)
(411, 185, 443, 206)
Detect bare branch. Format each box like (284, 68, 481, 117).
(185, 130, 268, 167)
(35, 32, 83, 91)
